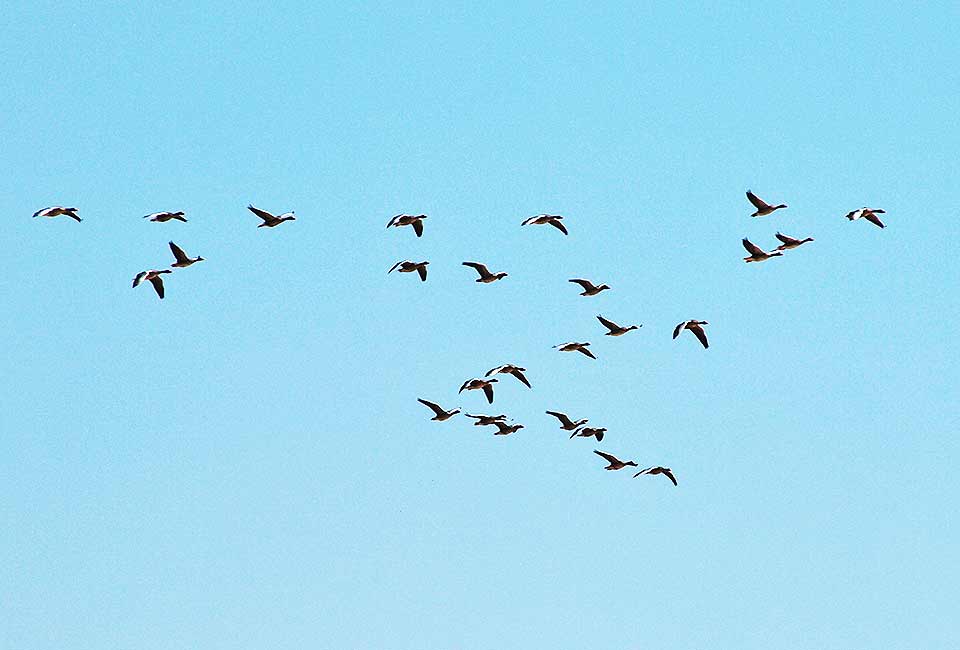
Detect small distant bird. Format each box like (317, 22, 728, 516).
(33, 206, 81, 222)
(545, 410, 588, 431)
(521, 214, 568, 235)
(459, 378, 498, 404)
(386, 213, 427, 237)
(388, 260, 429, 282)
(143, 211, 187, 223)
(464, 413, 509, 426)
(132, 269, 172, 299)
(773, 232, 814, 251)
(746, 191, 788, 217)
(844, 207, 886, 229)
(569, 278, 610, 296)
(633, 466, 678, 485)
(492, 421, 524, 436)
(742, 238, 783, 263)
(485, 364, 531, 388)
(248, 204, 296, 228)
(168, 242, 204, 268)
(597, 314, 641, 336)
(417, 398, 460, 421)
(462, 262, 508, 283)
(553, 342, 596, 359)
(673, 320, 709, 349)
(593, 450, 637, 471)
(571, 426, 606, 442)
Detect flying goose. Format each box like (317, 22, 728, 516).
(844, 207, 886, 229)
(33, 206, 81, 222)
(417, 398, 461, 421)
(144, 211, 187, 223)
(521, 214, 568, 235)
(597, 314, 641, 336)
(742, 238, 783, 263)
(633, 466, 678, 485)
(248, 204, 296, 228)
(485, 364, 531, 388)
(545, 410, 588, 431)
(386, 213, 427, 237)
(673, 320, 709, 349)
(570, 426, 606, 442)
(462, 261, 508, 283)
(492, 421, 524, 436)
(773, 232, 814, 251)
(132, 269, 172, 299)
(458, 378, 498, 404)
(593, 450, 638, 471)
(569, 278, 610, 296)
(388, 260, 429, 281)
(746, 190, 787, 217)
(553, 342, 596, 359)
(464, 413, 509, 426)
(168, 242, 204, 268)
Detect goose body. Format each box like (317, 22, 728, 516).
(464, 413, 508, 426)
(742, 238, 783, 263)
(593, 450, 637, 471)
(388, 260, 429, 282)
(844, 207, 886, 229)
(132, 269, 172, 299)
(633, 466, 678, 485)
(746, 190, 787, 217)
(462, 261, 508, 283)
(673, 320, 709, 349)
(458, 378, 498, 404)
(545, 410, 588, 431)
(553, 342, 596, 359)
(773, 232, 814, 251)
(485, 364, 531, 388)
(597, 314, 641, 336)
(144, 211, 187, 223)
(248, 204, 296, 228)
(417, 398, 460, 421)
(33, 206, 81, 222)
(521, 214, 568, 235)
(569, 278, 610, 296)
(168, 241, 204, 268)
(571, 426, 606, 442)
(386, 214, 427, 237)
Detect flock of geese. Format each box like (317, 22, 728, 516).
(32, 191, 887, 486)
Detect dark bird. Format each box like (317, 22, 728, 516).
(545, 410, 588, 431)
(388, 260, 429, 282)
(773, 232, 814, 251)
(132, 269, 172, 299)
(492, 421, 524, 436)
(553, 342, 596, 359)
(844, 207, 886, 229)
(521, 214, 568, 235)
(746, 190, 787, 217)
(417, 398, 460, 421)
(673, 320, 709, 349)
(386, 213, 427, 237)
(593, 450, 637, 471)
(168, 242, 204, 268)
(248, 204, 296, 228)
(144, 211, 187, 223)
(462, 261, 508, 283)
(464, 413, 509, 426)
(33, 206, 81, 222)
(569, 278, 610, 296)
(571, 426, 606, 442)
(633, 466, 678, 485)
(597, 314, 641, 336)
(485, 364, 531, 388)
(742, 238, 783, 263)
(459, 378, 498, 404)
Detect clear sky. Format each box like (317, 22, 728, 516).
(2, 2, 958, 649)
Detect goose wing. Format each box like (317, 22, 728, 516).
(863, 212, 885, 228)
(33, 207, 52, 217)
(597, 314, 619, 332)
(775, 232, 799, 246)
(417, 398, 446, 417)
(132, 271, 147, 288)
(482, 383, 495, 404)
(569, 278, 594, 291)
(578, 345, 597, 359)
(247, 205, 276, 222)
(673, 322, 685, 339)
(661, 468, 678, 485)
(416, 263, 427, 281)
(633, 467, 653, 478)
(548, 218, 568, 235)
(746, 191, 771, 211)
(742, 238, 765, 256)
(688, 323, 709, 349)
(148, 275, 165, 299)
(458, 380, 471, 394)
(546, 411, 574, 427)
(412, 219, 424, 237)
(509, 368, 531, 388)
(594, 450, 620, 465)
(65, 210, 82, 222)
(388, 260, 406, 273)
(169, 241, 190, 264)
(462, 261, 490, 277)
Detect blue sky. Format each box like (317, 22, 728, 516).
(2, 1, 959, 648)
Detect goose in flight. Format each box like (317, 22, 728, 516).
(464, 413, 509, 426)
(417, 398, 461, 421)
(545, 411, 588, 431)
(746, 190, 787, 217)
(571, 426, 606, 442)
(33, 206, 81, 222)
(553, 342, 596, 359)
(673, 320, 709, 349)
(386, 213, 427, 237)
(144, 211, 187, 223)
(844, 207, 886, 229)
(492, 421, 524, 436)
(633, 466, 678, 485)
(593, 450, 637, 471)
(521, 214, 568, 235)
(459, 378, 498, 404)
(597, 314, 641, 336)
(742, 238, 783, 263)
(132, 269, 172, 299)
(462, 261, 508, 283)
(773, 232, 814, 251)
(569, 278, 610, 296)
(388, 260, 429, 282)
(168, 242, 204, 268)
(485, 364, 531, 388)
(248, 204, 296, 228)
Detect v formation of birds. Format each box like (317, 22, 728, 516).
(34, 194, 887, 486)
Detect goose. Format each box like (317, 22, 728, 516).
(464, 413, 509, 426)
(168, 242, 204, 268)
(33, 206, 81, 222)
(570, 426, 606, 442)
(132, 269, 172, 299)
(462, 261, 508, 283)
(773, 232, 814, 251)
(143, 211, 187, 223)
(458, 378, 498, 404)
(597, 314, 641, 336)
(248, 204, 296, 228)
(593, 450, 637, 471)
(417, 398, 460, 421)
(742, 238, 783, 263)
(746, 190, 787, 217)
(492, 421, 524, 436)
(568, 278, 610, 296)
(844, 207, 886, 229)
(386, 213, 427, 237)
(633, 466, 677, 485)
(553, 342, 596, 359)
(545, 410, 588, 431)
(521, 214, 568, 235)
(388, 260, 429, 282)
(484, 364, 531, 388)
(673, 320, 709, 349)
